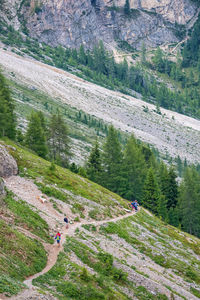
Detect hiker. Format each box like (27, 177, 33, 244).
(54, 231, 61, 247)
(64, 216, 69, 229)
(131, 200, 139, 212)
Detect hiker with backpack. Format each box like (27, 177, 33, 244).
(131, 200, 139, 212)
(64, 216, 69, 229)
(54, 231, 61, 247)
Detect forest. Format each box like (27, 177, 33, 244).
(1, 70, 200, 239)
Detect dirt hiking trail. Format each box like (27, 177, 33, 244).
(2, 176, 198, 300)
(3, 176, 135, 300)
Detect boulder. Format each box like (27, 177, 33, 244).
(0, 145, 18, 178)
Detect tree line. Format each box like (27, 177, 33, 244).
(85, 126, 200, 238)
(0, 70, 200, 238)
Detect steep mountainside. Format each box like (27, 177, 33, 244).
(0, 0, 198, 49)
(0, 139, 200, 299)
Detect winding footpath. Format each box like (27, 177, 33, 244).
(3, 176, 135, 300)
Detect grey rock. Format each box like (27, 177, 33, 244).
(0, 145, 18, 178)
(0, 0, 198, 50)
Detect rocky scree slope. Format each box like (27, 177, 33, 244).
(1, 49, 200, 164)
(0, 140, 200, 300)
(0, 0, 198, 50)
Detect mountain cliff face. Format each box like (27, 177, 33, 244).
(0, 0, 198, 49)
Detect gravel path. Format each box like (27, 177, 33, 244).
(4, 175, 135, 299)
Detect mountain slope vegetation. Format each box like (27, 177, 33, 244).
(0, 140, 200, 299)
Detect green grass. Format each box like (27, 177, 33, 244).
(33, 237, 169, 300)
(33, 252, 128, 300)
(3, 192, 52, 243)
(0, 139, 129, 219)
(190, 287, 200, 298)
(99, 210, 200, 285)
(0, 219, 47, 296)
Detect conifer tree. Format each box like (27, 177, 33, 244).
(158, 162, 169, 196)
(79, 45, 87, 65)
(179, 167, 200, 237)
(0, 71, 16, 139)
(86, 140, 102, 183)
(168, 207, 179, 227)
(70, 162, 79, 174)
(48, 112, 70, 166)
(157, 195, 168, 221)
(142, 168, 160, 214)
(165, 167, 178, 209)
(25, 111, 47, 158)
(102, 125, 123, 193)
(123, 135, 146, 200)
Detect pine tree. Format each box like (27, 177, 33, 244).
(152, 47, 165, 72)
(48, 112, 71, 167)
(79, 45, 87, 65)
(165, 167, 178, 209)
(123, 135, 146, 200)
(157, 195, 168, 221)
(86, 140, 102, 183)
(25, 111, 48, 158)
(102, 125, 123, 193)
(168, 207, 179, 227)
(179, 167, 200, 237)
(0, 71, 16, 139)
(142, 168, 160, 214)
(158, 162, 169, 197)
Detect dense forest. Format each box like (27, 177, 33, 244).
(1, 70, 200, 238)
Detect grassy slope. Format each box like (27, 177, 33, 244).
(0, 219, 47, 296)
(1, 139, 129, 220)
(1, 139, 200, 299)
(33, 209, 200, 300)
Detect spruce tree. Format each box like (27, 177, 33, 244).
(168, 207, 179, 227)
(165, 167, 178, 209)
(142, 168, 160, 214)
(48, 112, 70, 167)
(123, 135, 146, 200)
(79, 45, 87, 65)
(157, 195, 168, 221)
(25, 111, 47, 158)
(179, 167, 200, 237)
(102, 125, 123, 193)
(0, 71, 16, 139)
(86, 140, 102, 183)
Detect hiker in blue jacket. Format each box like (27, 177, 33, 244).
(131, 200, 139, 211)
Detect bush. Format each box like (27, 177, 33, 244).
(80, 267, 91, 282)
(111, 268, 128, 283)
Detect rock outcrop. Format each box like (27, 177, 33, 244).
(0, 145, 18, 178)
(0, 0, 198, 50)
